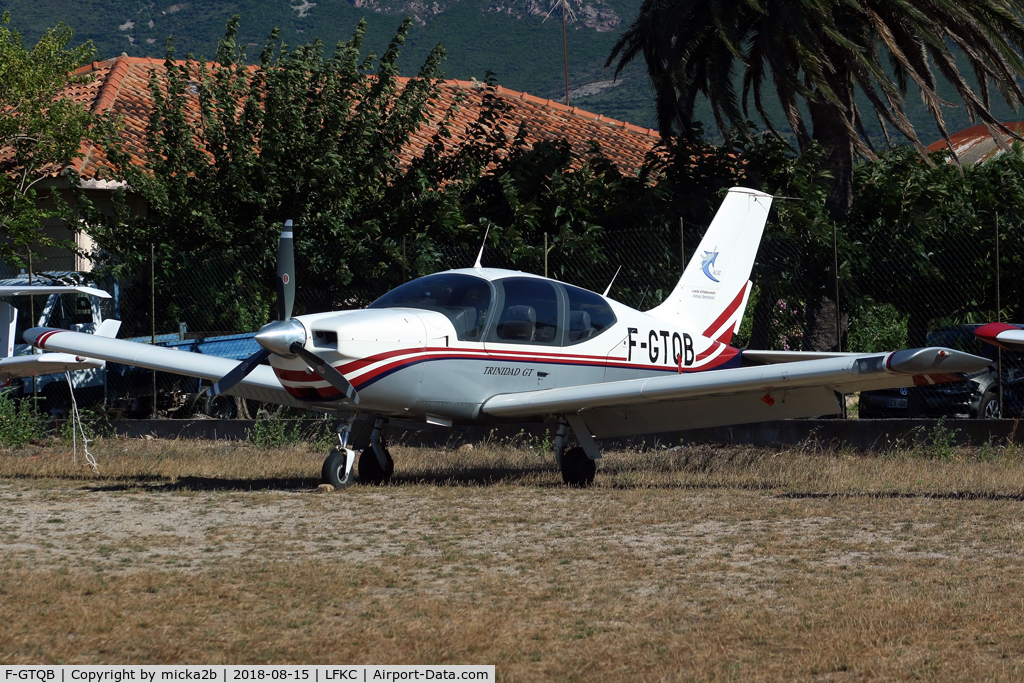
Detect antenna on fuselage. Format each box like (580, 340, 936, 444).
(473, 225, 491, 269)
(602, 266, 622, 297)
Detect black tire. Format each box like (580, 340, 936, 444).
(322, 448, 354, 488)
(978, 389, 1001, 419)
(203, 394, 237, 419)
(359, 446, 395, 485)
(561, 446, 596, 487)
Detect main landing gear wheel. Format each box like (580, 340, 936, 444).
(359, 446, 395, 485)
(322, 447, 355, 489)
(561, 446, 596, 487)
(978, 388, 1001, 419)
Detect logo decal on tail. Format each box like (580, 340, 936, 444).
(701, 250, 721, 282)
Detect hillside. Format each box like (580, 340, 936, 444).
(0, 0, 661, 130)
(2, 0, 1021, 146)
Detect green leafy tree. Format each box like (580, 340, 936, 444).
(844, 146, 1024, 346)
(0, 12, 96, 272)
(90, 17, 450, 331)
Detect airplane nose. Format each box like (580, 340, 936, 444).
(255, 318, 307, 357)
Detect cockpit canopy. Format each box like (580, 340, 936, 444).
(369, 272, 617, 345)
(369, 273, 492, 341)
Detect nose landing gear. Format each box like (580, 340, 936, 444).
(320, 415, 395, 488)
(322, 416, 357, 488)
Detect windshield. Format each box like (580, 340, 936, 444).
(369, 273, 493, 341)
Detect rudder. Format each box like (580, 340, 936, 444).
(647, 187, 772, 343)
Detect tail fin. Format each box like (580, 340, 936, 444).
(1, 303, 16, 358)
(647, 187, 772, 344)
(95, 319, 122, 338)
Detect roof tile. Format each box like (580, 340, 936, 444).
(38, 57, 660, 180)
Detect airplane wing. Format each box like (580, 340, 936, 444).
(975, 322, 1024, 353)
(0, 354, 103, 382)
(24, 326, 313, 409)
(0, 286, 111, 298)
(482, 347, 990, 438)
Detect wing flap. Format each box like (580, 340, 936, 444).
(578, 387, 842, 438)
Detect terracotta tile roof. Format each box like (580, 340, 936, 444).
(927, 122, 1024, 165)
(18, 56, 661, 181)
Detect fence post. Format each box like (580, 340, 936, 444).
(680, 217, 685, 273)
(997, 213, 1003, 418)
(832, 220, 845, 418)
(29, 252, 37, 410)
(151, 242, 157, 417)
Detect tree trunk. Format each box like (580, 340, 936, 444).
(234, 396, 251, 420)
(808, 72, 857, 220)
(802, 295, 848, 352)
(748, 286, 775, 350)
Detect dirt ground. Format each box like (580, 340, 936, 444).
(2, 438, 1024, 680)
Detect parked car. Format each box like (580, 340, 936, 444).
(859, 324, 1024, 419)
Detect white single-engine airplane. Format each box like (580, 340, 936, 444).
(1, 285, 119, 385)
(25, 188, 989, 486)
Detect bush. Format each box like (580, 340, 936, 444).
(247, 412, 303, 449)
(0, 391, 48, 449)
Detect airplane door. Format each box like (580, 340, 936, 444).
(604, 332, 638, 382)
(482, 277, 562, 394)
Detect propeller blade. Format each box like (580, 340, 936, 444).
(205, 347, 272, 397)
(291, 344, 360, 404)
(277, 220, 296, 321)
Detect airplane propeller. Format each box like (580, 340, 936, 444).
(204, 221, 360, 404)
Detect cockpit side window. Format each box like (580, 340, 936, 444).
(368, 273, 493, 341)
(564, 284, 617, 345)
(489, 278, 561, 345)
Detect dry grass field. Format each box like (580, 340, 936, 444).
(2, 433, 1024, 680)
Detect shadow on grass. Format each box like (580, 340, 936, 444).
(77, 465, 560, 492)
(86, 476, 322, 492)
(780, 491, 1024, 502)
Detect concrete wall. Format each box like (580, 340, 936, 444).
(101, 418, 1024, 451)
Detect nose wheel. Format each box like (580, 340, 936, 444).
(322, 447, 356, 488)
(322, 415, 357, 488)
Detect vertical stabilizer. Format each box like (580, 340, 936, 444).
(647, 187, 772, 344)
(1, 302, 16, 358)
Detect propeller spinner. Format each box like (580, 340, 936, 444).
(205, 221, 359, 404)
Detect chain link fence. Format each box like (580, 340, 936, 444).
(4, 217, 1018, 417)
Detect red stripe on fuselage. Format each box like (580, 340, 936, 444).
(275, 344, 741, 393)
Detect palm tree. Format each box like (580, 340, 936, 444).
(607, 0, 1024, 215)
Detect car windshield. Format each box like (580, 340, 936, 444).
(369, 273, 493, 341)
